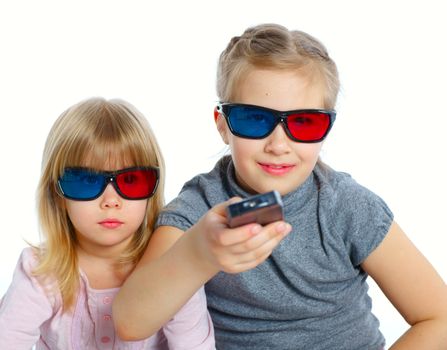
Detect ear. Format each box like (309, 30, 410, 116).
(214, 107, 229, 144)
(213, 107, 220, 123)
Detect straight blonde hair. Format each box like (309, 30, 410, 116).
(34, 97, 165, 309)
(216, 23, 340, 109)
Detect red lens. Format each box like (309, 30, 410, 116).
(116, 169, 158, 199)
(287, 112, 330, 141)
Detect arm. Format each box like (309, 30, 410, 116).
(0, 249, 54, 349)
(362, 221, 447, 349)
(113, 199, 291, 340)
(163, 286, 215, 349)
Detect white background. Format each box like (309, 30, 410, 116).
(1, 0, 446, 347)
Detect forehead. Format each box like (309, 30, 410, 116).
(79, 147, 137, 171)
(233, 68, 326, 111)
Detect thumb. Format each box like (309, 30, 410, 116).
(211, 197, 242, 217)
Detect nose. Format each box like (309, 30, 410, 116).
(264, 123, 291, 155)
(100, 183, 122, 209)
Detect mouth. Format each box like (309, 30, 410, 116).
(258, 162, 295, 176)
(98, 219, 123, 229)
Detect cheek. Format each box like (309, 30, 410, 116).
(229, 137, 259, 156)
(126, 201, 148, 225)
(65, 201, 82, 222)
(229, 138, 263, 182)
(229, 139, 255, 167)
(64, 201, 94, 231)
(294, 143, 323, 162)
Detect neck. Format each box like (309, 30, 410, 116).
(76, 242, 135, 289)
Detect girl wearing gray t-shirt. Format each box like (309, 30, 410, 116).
(114, 24, 447, 350)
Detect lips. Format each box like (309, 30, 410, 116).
(258, 162, 295, 176)
(99, 219, 123, 229)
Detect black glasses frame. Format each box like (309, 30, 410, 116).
(216, 102, 336, 143)
(57, 166, 160, 201)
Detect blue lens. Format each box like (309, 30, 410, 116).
(58, 169, 106, 200)
(228, 106, 276, 138)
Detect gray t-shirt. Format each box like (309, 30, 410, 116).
(157, 156, 393, 350)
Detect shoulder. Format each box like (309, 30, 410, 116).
(12, 247, 61, 305)
(0, 248, 60, 335)
(181, 155, 231, 196)
(314, 163, 394, 264)
(158, 156, 232, 230)
(315, 163, 390, 211)
(314, 163, 359, 195)
(16, 247, 40, 275)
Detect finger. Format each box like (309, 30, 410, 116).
(217, 223, 291, 272)
(226, 221, 291, 253)
(210, 197, 242, 217)
(230, 231, 286, 264)
(215, 223, 263, 246)
(222, 251, 272, 274)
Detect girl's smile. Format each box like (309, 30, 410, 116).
(258, 162, 295, 176)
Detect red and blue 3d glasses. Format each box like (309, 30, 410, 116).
(216, 103, 336, 143)
(58, 166, 159, 201)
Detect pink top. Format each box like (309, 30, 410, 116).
(0, 248, 215, 349)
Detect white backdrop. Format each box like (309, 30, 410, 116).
(1, 0, 446, 347)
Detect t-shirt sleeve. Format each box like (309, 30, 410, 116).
(0, 248, 55, 349)
(163, 286, 215, 349)
(156, 177, 214, 232)
(328, 175, 394, 266)
(156, 196, 202, 231)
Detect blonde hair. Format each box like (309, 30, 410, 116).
(34, 97, 165, 309)
(216, 23, 340, 109)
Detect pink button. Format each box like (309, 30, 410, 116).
(103, 314, 112, 321)
(101, 336, 111, 343)
(102, 296, 112, 304)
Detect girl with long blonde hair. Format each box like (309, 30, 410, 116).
(0, 97, 214, 349)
